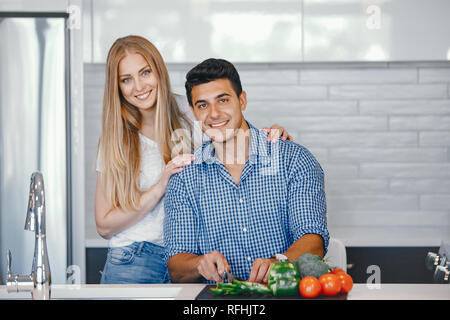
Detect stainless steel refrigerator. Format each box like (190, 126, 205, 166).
(0, 12, 71, 284)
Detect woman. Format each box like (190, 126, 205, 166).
(95, 35, 292, 284)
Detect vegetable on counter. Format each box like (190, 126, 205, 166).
(298, 267, 354, 298)
(209, 254, 354, 298)
(210, 261, 301, 297)
(299, 276, 322, 299)
(336, 272, 353, 293)
(295, 254, 354, 298)
(330, 268, 346, 275)
(318, 273, 341, 296)
(267, 261, 300, 296)
(210, 280, 271, 296)
(295, 253, 330, 279)
(297, 253, 323, 265)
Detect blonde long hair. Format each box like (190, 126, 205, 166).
(97, 35, 192, 212)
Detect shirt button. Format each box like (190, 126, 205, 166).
(247, 256, 252, 261)
(239, 198, 244, 203)
(242, 227, 247, 232)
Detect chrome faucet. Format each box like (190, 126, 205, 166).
(6, 172, 51, 300)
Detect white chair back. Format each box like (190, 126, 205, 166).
(324, 237, 347, 272)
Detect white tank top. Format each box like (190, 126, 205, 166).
(96, 94, 199, 247)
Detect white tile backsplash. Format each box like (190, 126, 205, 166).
(246, 100, 359, 116)
(84, 61, 450, 247)
(328, 148, 448, 163)
(327, 211, 449, 227)
(329, 84, 448, 100)
(420, 132, 450, 146)
(325, 179, 389, 194)
(300, 68, 417, 85)
(246, 85, 327, 100)
(360, 100, 450, 115)
(390, 179, 450, 194)
(327, 195, 420, 211)
(360, 163, 450, 178)
(299, 132, 419, 147)
(419, 68, 450, 83)
(390, 115, 450, 131)
(320, 164, 359, 179)
(420, 195, 450, 210)
(239, 70, 299, 85)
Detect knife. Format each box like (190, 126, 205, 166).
(221, 270, 241, 283)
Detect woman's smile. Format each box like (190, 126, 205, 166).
(135, 90, 151, 101)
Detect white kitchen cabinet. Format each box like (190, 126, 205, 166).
(81, 0, 450, 63)
(2, 0, 449, 62)
(303, 0, 450, 62)
(87, 0, 302, 63)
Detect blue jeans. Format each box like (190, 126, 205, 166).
(100, 241, 170, 284)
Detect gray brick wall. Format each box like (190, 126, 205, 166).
(84, 62, 450, 247)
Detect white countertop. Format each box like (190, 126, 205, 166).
(0, 283, 448, 300)
(0, 283, 206, 300)
(346, 283, 449, 300)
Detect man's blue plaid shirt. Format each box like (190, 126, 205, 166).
(163, 122, 329, 281)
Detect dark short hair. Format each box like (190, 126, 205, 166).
(185, 58, 243, 106)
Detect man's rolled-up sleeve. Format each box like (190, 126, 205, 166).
(288, 148, 330, 255)
(163, 172, 199, 265)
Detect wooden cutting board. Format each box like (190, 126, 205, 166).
(196, 284, 348, 300)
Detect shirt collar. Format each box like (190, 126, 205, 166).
(193, 121, 271, 165)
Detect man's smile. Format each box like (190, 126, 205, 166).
(209, 120, 229, 128)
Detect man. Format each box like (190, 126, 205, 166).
(164, 58, 329, 283)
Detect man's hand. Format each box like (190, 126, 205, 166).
(197, 250, 230, 282)
(248, 258, 277, 283)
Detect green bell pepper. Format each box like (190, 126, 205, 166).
(267, 261, 300, 296)
(269, 278, 299, 296)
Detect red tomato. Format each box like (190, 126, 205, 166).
(337, 273, 353, 293)
(318, 274, 341, 296)
(330, 268, 346, 275)
(299, 276, 322, 299)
